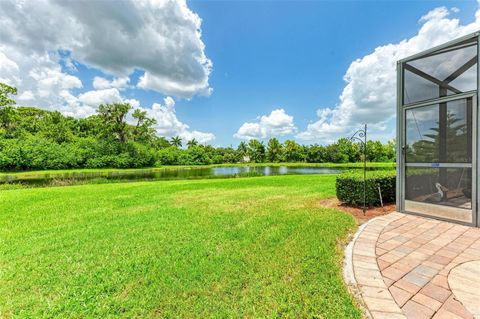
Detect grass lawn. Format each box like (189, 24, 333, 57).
(0, 175, 361, 318)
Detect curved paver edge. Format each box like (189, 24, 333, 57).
(346, 212, 408, 319)
(344, 218, 377, 319)
(447, 260, 480, 319)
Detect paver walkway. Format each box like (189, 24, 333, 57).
(349, 212, 480, 319)
(448, 261, 480, 318)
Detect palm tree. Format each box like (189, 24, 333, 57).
(237, 141, 249, 162)
(267, 137, 283, 162)
(170, 136, 182, 148)
(237, 141, 248, 156)
(283, 139, 302, 162)
(187, 138, 198, 148)
(247, 139, 266, 163)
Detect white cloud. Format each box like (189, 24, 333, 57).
(297, 5, 480, 143)
(420, 7, 450, 22)
(0, 0, 211, 119)
(124, 98, 141, 109)
(0, 47, 85, 112)
(77, 88, 123, 108)
(180, 130, 216, 144)
(0, 0, 214, 139)
(29, 67, 82, 98)
(0, 44, 215, 139)
(235, 123, 265, 140)
(17, 90, 34, 101)
(0, 51, 18, 84)
(92, 77, 130, 90)
(234, 108, 296, 139)
(0, 0, 211, 99)
(451, 7, 460, 14)
(136, 97, 215, 144)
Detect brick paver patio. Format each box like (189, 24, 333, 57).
(348, 212, 480, 319)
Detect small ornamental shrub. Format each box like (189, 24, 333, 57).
(336, 169, 396, 206)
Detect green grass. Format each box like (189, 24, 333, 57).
(0, 175, 361, 318)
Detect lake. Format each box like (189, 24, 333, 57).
(210, 166, 340, 176)
(0, 166, 342, 187)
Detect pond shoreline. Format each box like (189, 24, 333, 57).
(0, 162, 395, 188)
(0, 162, 395, 176)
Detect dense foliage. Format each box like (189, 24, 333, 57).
(0, 83, 396, 170)
(336, 170, 396, 206)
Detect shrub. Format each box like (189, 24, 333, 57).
(336, 169, 396, 206)
(156, 146, 183, 165)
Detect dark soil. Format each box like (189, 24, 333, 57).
(319, 198, 396, 224)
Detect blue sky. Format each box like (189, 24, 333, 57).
(183, 0, 478, 146)
(1, 0, 479, 146)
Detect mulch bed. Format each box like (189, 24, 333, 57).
(319, 198, 396, 224)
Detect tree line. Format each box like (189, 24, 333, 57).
(0, 83, 395, 171)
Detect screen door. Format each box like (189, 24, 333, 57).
(403, 96, 475, 224)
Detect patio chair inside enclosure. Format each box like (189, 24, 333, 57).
(397, 31, 480, 226)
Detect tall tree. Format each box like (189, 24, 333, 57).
(336, 138, 360, 162)
(170, 136, 182, 148)
(247, 139, 266, 163)
(384, 139, 396, 162)
(306, 144, 326, 163)
(283, 140, 304, 162)
(132, 109, 156, 143)
(266, 137, 283, 162)
(0, 83, 18, 134)
(187, 138, 198, 148)
(40, 111, 74, 144)
(0, 83, 17, 108)
(154, 136, 171, 149)
(237, 141, 248, 156)
(97, 103, 132, 143)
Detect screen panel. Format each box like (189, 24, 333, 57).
(405, 98, 472, 163)
(405, 167, 472, 210)
(403, 42, 477, 105)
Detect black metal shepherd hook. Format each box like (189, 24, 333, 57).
(349, 124, 367, 215)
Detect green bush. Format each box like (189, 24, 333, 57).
(156, 146, 183, 165)
(336, 169, 396, 206)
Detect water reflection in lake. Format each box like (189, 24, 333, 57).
(1, 166, 342, 187)
(210, 166, 339, 176)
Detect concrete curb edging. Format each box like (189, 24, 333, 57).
(343, 218, 377, 319)
(344, 219, 373, 286)
(344, 213, 407, 319)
